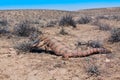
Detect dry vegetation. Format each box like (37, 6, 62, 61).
(0, 8, 120, 80)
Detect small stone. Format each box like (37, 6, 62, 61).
(105, 58, 110, 62)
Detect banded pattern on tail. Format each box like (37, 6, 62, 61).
(63, 48, 107, 59)
(33, 35, 110, 58)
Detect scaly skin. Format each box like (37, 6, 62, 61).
(33, 35, 110, 59)
(63, 48, 107, 59)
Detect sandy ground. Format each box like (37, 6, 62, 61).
(0, 9, 120, 80)
(0, 24, 120, 80)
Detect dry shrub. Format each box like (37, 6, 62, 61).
(59, 15, 76, 28)
(0, 19, 9, 35)
(59, 27, 68, 35)
(75, 40, 103, 48)
(0, 26, 10, 35)
(77, 16, 92, 24)
(14, 35, 40, 52)
(96, 15, 109, 20)
(87, 40, 103, 48)
(14, 40, 33, 52)
(108, 15, 120, 20)
(93, 20, 111, 31)
(84, 58, 100, 77)
(96, 15, 120, 21)
(86, 65, 100, 76)
(109, 28, 120, 43)
(0, 19, 8, 26)
(13, 20, 41, 37)
(46, 20, 58, 27)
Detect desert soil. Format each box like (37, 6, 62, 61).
(0, 8, 120, 80)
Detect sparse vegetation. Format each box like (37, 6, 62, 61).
(29, 31, 40, 41)
(87, 40, 103, 48)
(0, 8, 120, 80)
(0, 19, 8, 26)
(111, 15, 120, 21)
(59, 27, 68, 35)
(96, 15, 109, 20)
(0, 19, 9, 35)
(13, 20, 41, 37)
(109, 28, 120, 43)
(96, 15, 120, 21)
(75, 40, 103, 48)
(14, 40, 33, 52)
(84, 58, 100, 77)
(75, 40, 87, 49)
(93, 20, 111, 31)
(46, 20, 58, 27)
(0, 26, 9, 35)
(86, 65, 100, 76)
(77, 16, 92, 24)
(59, 15, 76, 28)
